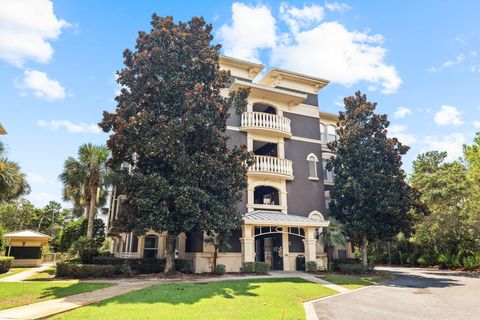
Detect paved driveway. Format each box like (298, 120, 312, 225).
(314, 266, 480, 320)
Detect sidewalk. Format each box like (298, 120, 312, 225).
(0, 264, 53, 282)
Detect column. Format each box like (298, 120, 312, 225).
(157, 232, 167, 259)
(303, 227, 317, 263)
(278, 140, 285, 158)
(247, 187, 254, 213)
(282, 229, 290, 271)
(178, 232, 186, 259)
(241, 224, 255, 263)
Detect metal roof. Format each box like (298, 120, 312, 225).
(4, 230, 51, 239)
(243, 211, 329, 227)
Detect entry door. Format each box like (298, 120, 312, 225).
(271, 233, 283, 270)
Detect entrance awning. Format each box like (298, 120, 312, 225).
(243, 211, 329, 227)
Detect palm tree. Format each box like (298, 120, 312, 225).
(0, 142, 30, 202)
(204, 231, 231, 271)
(319, 217, 347, 269)
(59, 143, 110, 239)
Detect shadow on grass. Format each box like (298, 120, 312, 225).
(38, 282, 112, 300)
(87, 278, 309, 308)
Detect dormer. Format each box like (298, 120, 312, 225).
(219, 55, 264, 82)
(259, 68, 329, 94)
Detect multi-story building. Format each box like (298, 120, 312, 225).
(106, 56, 353, 272)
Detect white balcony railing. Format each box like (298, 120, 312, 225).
(249, 155, 293, 179)
(114, 252, 140, 259)
(241, 112, 291, 136)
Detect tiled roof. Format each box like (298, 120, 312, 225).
(243, 211, 328, 227)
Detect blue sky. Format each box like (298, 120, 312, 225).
(1, 0, 480, 207)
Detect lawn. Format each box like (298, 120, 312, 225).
(52, 278, 338, 320)
(0, 281, 112, 310)
(26, 266, 56, 280)
(317, 274, 391, 290)
(0, 268, 30, 279)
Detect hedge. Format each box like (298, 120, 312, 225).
(0, 257, 14, 274)
(56, 262, 127, 278)
(92, 257, 166, 274)
(240, 262, 270, 274)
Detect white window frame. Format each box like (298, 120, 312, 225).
(307, 153, 319, 180)
(327, 125, 337, 143)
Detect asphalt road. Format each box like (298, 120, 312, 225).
(314, 266, 480, 320)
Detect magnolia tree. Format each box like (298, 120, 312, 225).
(327, 91, 421, 267)
(100, 15, 252, 273)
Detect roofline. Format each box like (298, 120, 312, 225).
(319, 111, 339, 121)
(4, 229, 51, 238)
(260, 68, 330, 89)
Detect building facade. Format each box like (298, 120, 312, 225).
(106, 56, 353, 272)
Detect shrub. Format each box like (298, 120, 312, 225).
(56, 262, 120, 278)
(254, 262, 270, 274)
(0, 257, 14, 274)
(213, 264, 226, 275)
(175, 259, 192, 273)
(92, 257, 165, 274)
(463, 255, 480, 270)
(305, 261, 318, 272)
(0, 227, 4, 253)
(57, 218, 105, 253)
(338, 263, 374, 274)
(240, 262, 256, 273)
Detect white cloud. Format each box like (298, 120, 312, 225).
(28, 192, 58, 207)
(388, 124, 416, 145)
(473, 121, 480, 128)
(394, 107, 412, 119)
(428, 54, 465, 72)
(15, 70, 66, 101)
(279, 3, 324, 34)
(325, 2, 352, 12)
(37, 120, 101, 134)
(216, 2, 276, 62)
(218, 3, 401, 94)
(0, 0, 69, 67)
(271, 21, 401, 94)
(434, 105, 464, 126)
(424, 133, 466, 160)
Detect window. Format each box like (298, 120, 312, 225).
(143, 235, 158, 258)
(307, 153, 318, 179)
(327, 125, 336, 143)
(322, 159, 334, 181)
(320, 123, 326, 143)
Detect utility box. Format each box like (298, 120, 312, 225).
(296, 254, 305, 271)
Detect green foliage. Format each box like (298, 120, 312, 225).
(337, 263, 373, 274)
(175, 259, 192, 273)
(0, 141, 30, 202)
(56, 262, 125, 278)
(92, 257, 166, 274)
(327, 91, 422, 266)
(305, 261, 318, 272)
(0, 257, 13, 274)
(0, 227, 4, 253)
(0, 199, 37, 231)
(213, 264, 226, 275)
(99, 15, 253, 273)
(240, 262, 270, 274)
(57, 218, 105, 253)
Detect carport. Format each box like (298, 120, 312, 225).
(4, 230, 50, 267)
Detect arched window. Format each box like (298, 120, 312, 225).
(253, 103, 277, 115)
(307, 153, 318, 179)
(327, 125, 336, 143)
(320, 123, 326, 143)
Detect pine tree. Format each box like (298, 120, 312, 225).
(100, 15, 252, 273)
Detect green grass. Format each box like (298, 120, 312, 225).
(0, 281, 112, 310)
(0, 268, 30, 279)
(52, 278, 337, 320)
(26, 266, 56, 281)
(318, 274, 391, 290)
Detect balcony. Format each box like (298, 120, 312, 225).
(240, 112, 291, 138)
(248, 155, 293, 180)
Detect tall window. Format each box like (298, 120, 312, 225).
(143, 235, 158, 258)
(327, 125, 336, 143)
(322, 158, 334, 181)
(307, 153, 318, 179)
(320, 123, 326, 143)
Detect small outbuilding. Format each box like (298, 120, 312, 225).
(4, 230, 51, 267)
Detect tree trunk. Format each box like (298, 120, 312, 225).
(387, 241, 392, 265)
(164, 233, 176, 274)
(361, 234, 368, 267)
(327, 245, 334, 271)
(212, 247, 218, 270)
(86, 184, 97, 240)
